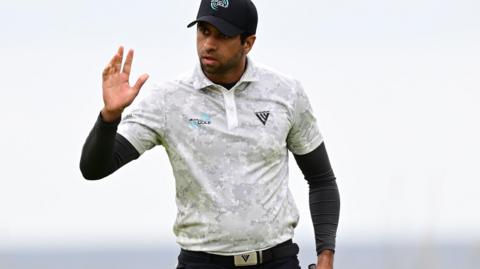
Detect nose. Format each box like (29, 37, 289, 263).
(202, 36, 217, 51)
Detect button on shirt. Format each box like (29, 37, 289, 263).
(117, 58, 323, 254)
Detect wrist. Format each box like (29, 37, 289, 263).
(100, 107, 122, 123)
(317, 249, 334, 268)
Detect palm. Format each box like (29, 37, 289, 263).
(102, 46, 149, 115)
(103, 72, 138, 111)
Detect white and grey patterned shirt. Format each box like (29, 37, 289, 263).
(118, 58, 323, 255)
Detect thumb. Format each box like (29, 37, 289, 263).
(133, 73, 150, 93)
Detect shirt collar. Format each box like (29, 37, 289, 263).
(191, 57, 260, 90)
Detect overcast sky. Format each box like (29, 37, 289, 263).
(1, 0, 479, 251)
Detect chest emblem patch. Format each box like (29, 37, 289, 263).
(255, 111, 270, 125)
(189, 113, 212, 128)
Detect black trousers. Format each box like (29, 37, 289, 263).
(176, 243, 301, 269)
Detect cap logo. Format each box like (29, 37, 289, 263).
(211, 0, 229, 11)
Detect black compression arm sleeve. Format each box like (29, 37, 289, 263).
(293, 142, 340, 255)
(80, 113, 140, 180)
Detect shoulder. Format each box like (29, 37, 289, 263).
(140, 70, 195, 98)
(249, 60, 303, 97)
(251, 61, 300, 88)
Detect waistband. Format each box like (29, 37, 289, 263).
(179, 240, 299, 267)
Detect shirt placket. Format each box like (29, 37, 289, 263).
(221, 88, 239, 130)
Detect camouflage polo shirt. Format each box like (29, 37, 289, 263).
(117, 58, 323, 255)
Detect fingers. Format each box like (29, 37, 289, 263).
(102, 46, 124, 81)
(113, 46, 124, 73)
(102, 56, 115, 81)
(132, 73, 150, 93)
(122, 49, 134, 76)
(102, 66, 109, 81)
(102, 46, 143, 87)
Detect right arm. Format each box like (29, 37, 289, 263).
(79, 113, 139, 180)
(79, 46, 149, 180)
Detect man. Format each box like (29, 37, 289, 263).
(80, 0, 340, 268)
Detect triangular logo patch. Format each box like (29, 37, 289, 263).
(241, 254, 250, 262)
(255, 111, 270, 125)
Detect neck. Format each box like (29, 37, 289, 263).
(204, 58, 247, 84)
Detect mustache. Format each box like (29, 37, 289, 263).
(201, 52, 217, 57)
(200, 48, 218, 57)
(200, 54, 220, 61)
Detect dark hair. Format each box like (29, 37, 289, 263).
(240, 32, 253, 45)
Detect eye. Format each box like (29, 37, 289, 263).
(198, 25, 210, 35)
(221, 34, 232, 40)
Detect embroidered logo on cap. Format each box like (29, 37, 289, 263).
(211, 0, 229, 11)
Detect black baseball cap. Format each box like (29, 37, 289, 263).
(187, 0, 258, 37)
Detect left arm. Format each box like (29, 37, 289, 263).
(293, 142, 340, 269)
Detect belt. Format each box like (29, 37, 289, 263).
(179, 240, 299, 267)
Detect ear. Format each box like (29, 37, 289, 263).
(243, 35, 256, 54)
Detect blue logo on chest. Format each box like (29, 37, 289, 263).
(189, 113, 212, 129)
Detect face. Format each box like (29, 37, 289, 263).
(196, 22, 254, 80)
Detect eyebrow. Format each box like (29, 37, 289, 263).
(197, 22, 209, 28)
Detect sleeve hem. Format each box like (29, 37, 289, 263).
(316, 245, 336, 255)
(289, 135, 324, 155)
(117, 130, 147, 155)
(96, 112, 121, 129)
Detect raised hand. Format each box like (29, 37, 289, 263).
(101, 46, 149, 122)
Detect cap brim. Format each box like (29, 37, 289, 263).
(187, 16, 243, 37)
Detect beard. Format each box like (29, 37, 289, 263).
(199, 49, 245, 77)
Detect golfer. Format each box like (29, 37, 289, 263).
(80, 0, 340, 268)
